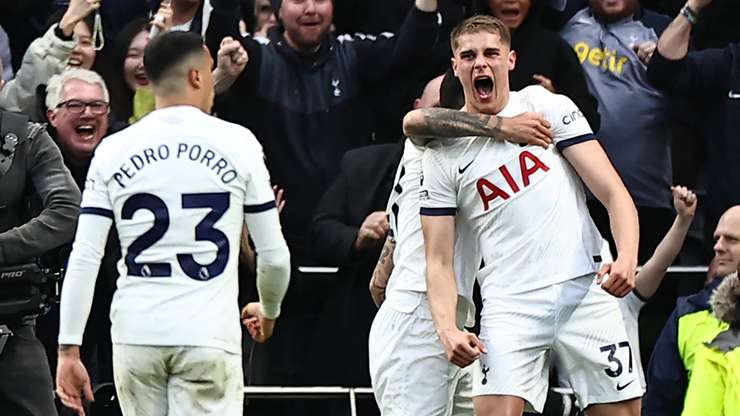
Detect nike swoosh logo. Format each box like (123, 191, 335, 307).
(616, 379, 636, 391)
(729, 90, 740, 99)
(458, 159, 475, 174)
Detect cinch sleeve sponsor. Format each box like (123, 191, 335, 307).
(541, 92, 596, 150)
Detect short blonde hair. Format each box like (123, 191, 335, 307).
(450, 15, 511, 53)
(46, 68, 109, 110)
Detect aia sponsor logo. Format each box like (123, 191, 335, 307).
(476, 150, 550, 211)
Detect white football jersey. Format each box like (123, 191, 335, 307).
(79, 106, 276, 353)
(420, 86, 604, 296)
(385, 140, 480, 321)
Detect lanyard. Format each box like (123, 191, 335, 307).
(93, 10, 105, 51)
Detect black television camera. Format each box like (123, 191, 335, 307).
(0, 262, 60, 318)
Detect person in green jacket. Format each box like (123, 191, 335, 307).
(682, 271, 740, 416)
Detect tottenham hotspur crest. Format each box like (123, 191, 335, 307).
(0, 132, 18, 156)
(332, 79, 342, 97)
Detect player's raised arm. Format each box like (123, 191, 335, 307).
(402, 107, 552, 147)
(633, 186, 697, 299)
(563, 140, 639, 298)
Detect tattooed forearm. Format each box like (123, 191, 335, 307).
(369, 237, 396, 306)
(58, 344, 81, 357)
(404, 108, 504, 141)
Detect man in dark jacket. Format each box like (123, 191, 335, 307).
(210, 0, 440, 250)
(646, 0, 740, 256)
(0, 110, 80, 416)
(39, 68, 121, 391)
(474, 0, 601, 131)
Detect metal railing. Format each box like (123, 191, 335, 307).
(243, 386, 581, 416)
(243, 387, 374, 416)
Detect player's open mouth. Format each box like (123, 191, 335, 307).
(69, 56, 83, 67)
(75, 124, 97, 140)
(474, 76, 494, 101)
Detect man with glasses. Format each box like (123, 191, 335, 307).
(43, 68, 122, 399)
(46, 68, 112, 185)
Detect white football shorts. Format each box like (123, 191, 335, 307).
(473, 274, 642, 412)
(113, 344, 244, 416)
(369, 291, 474, 416)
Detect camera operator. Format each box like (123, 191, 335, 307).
(0, 94, 81, 413)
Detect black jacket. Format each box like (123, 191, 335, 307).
(647, 43, 740, 239)
(309, 142, 404, 265)
(0, 117, 80, 265)
(474, 0, 601, 131)
(208, 1, 439, 252)
(307, 142, 404, 386)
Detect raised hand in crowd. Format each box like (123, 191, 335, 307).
(532, 74, 555, 93)
(354, 211, 390, 253)
(213, 36, 248, 94)
(59, 0, 101, 38)
(150, 0, 174, 36)
(672, 185, 698, 219)
(687, 0, 714, 12)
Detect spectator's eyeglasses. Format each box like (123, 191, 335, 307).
(57, 100, 110, 115)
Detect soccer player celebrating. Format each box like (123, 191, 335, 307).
(368, 75, 552, 415)
(407, 15, 642, 416)
(55, 32, 290, 416)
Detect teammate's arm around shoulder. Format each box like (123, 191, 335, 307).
(563, 140, 639, 298)
(240, 143, 290, 344)
(402, 107, 552, 147)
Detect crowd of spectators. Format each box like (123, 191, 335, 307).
(0, 0, 738, 415)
